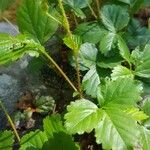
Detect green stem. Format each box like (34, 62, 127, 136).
(41, 51, 78, 92)
(95, 0, 100, 18)
(0, 101, 21, 143)
(58, 0, 83, 98)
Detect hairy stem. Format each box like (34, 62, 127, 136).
(87, 2, 98, 19)
(58, 0, 83, 98)
(0, 101, 20, 142)
(42, 51, 78, 92)
(95, 0, 100, 18)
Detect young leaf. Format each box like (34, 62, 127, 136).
(0, 131, 14, 150)
(17, 0, 58, 44)
(42, 132, 79, 150)
(134, 44, 150, 78)
(95, 104, 140, 149)
(111, 65, 134, 80)
(140, 126, 150, 150)
(64, 99, 103, 134)
(43, 114, 65, 138)
(100, 4, 130, 32)
(20, 130, 48, 150)
(82, 66, 100, 98)
(100, 78, 142, 106)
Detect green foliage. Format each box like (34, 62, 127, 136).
(65, 76, 147, 149)
(0, 131, 14, 150)
(0, 34, 43, 64)
(1, 0, 150, 149)
(17, 0, 58, 44)
(20, 114, 79, 150)
(0, 0, 15, 13)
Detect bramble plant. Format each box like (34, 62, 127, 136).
(0, 0, 150, 149)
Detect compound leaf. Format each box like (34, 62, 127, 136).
(95, 104, 140, 149)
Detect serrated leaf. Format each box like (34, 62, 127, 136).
(124, 107, 149, 121)
(34, 96, 55, 114)
(134, 44, 150, 78)
(118, 36, 131, 63)
(0, 34, 42, 65)
(17, 0, 58, 44)
(20, 130, 48, 150)
(82, 66, 100, 98)
(43, 114, 65, 138)
(100, 5, 129, 32)
(126, 18, 150, 48)
(65, 99, 103, 134)
(0, 131, 14, 150)
(111, 65, 134, 80)
(100, 78, 142, 106)
(100, 31, 116, 53)
(63, 34, 82, 54)
(95, 104, 140, 149)
(140, 126, 150, 150)
(42, 132, 79, 150)
(75, 22, 106, 44)
(72, 42, 98, 70)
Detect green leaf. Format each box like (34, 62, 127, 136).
(0, 34, 41, 65)
(117, 0, 130, 4)
(63, 0, 92, 9)
(42, 132, 79, 150)
(118, 36, 131, 63)
(65, 99, 103, 134)
(63, 34, 82, 54)
(82, 66, 100, 98)
(99, 31, 116, 53)
(17, 0, 58, 44)
(100, 4, 130, 32)
(130, 0, 144, 13)
(134, 44, 150, 78)
(20, 130, 48, 150)
(0, 0, 15, 13)
(72, 42, 98, 71)
(95, 104, 140, 149)
(123, 107, 149, 121)
(142, 98, 150, 116)
(126, 19, 150, 48)
(43, 114, 65, 138)
(100, 77, 142, 106)
(34, 96, 55, 115)
(111, 65, 134, 80)
(75, 22, 106, 44)
(0, 131, 14, 150)
(140, 126, 150, 150)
